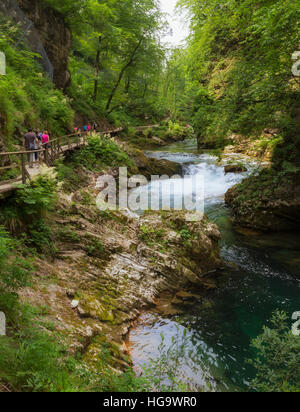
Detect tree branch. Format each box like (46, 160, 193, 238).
(105, 37, 144, 112)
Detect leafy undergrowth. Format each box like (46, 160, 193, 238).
(0, 16, 73, 148)
(0, 169, 58, 258)
(56, 161, 90, 193)
(250, 311, 300, 393)
(71, 136, 133, 171)
(56, 135, 133, 193)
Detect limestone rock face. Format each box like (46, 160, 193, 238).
(21, 199, 221, 359)
(18, 0, 72, 89)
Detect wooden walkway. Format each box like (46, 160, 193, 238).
(0, 127, 124, 196)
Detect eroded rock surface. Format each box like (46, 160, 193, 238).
(20, 192, 221, 368)
(225, 172, 300, 231)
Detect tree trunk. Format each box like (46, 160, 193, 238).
(106, 37, 143, 113)
(142, 81, 148, 98)
(125, 76, 131, 94)
(93, 36, 102, 102)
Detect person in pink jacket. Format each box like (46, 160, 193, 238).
(42, 131, 50, 147)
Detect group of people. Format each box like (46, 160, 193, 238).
(23, 129, 50, 166)
(74, 121, 98, 136)
(23, 121, 98, 167)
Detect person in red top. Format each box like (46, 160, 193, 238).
(42, 130, 50, 144)
(42, 131, 50, 161)
(87, 123, 92, 135)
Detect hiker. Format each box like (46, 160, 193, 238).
(74, 126, 81, 136)
(87, 123, 92, 135)
(34, 130, 42, 162)
(93, 121, 98, 132)
(23, 128, 39, 167)
(42, 130, 50, 148)
(83, 124, 88, 135)
(36, 130, 43, 143)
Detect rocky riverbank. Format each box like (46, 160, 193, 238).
(19, 148, 221, 373)
(123, 122, 195, 150)
(222, 130, 281, 163)
(219, 133, 300, 233)
(225, 169, 300, 232)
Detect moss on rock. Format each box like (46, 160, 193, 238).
(225, 168, 300, 231)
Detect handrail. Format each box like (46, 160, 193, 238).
(0, 127, 124, 158)
(0, 149, 45, 156)
(0, 127, 124, 189)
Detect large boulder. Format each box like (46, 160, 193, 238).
(131, 149, 182, 178)
(225, 170, 300, 232)
(224, 164, 247, 174)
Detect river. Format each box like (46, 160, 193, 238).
(129, 139, 300, 392)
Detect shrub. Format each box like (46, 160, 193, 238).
(15, 171, 58, 221)
(0, 228, 32, 317)
(250, 311, 300, 392)
(0, 172, 58, 258)
(26, 220, 57, 257)
(0, 171, 58, 235)
(167, 121, 194, 140)
(71, 136, 133, 171)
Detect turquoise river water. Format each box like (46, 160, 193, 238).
(129, 139, 300, 392)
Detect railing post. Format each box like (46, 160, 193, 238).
(44, 146, 49, 166)
(21, 153, 26, 184)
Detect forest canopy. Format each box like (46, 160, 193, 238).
(164, 0, 300, 166)
(56, 0, 169, 124)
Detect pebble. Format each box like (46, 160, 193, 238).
(71, 300, 79, 309)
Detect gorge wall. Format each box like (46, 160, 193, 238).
(18, 0, 71, 90)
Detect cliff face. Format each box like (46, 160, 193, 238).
(18, 0, 71, 89)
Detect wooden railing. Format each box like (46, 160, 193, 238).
(0, 127, 124, 189)
(0, 132, 86, 185)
